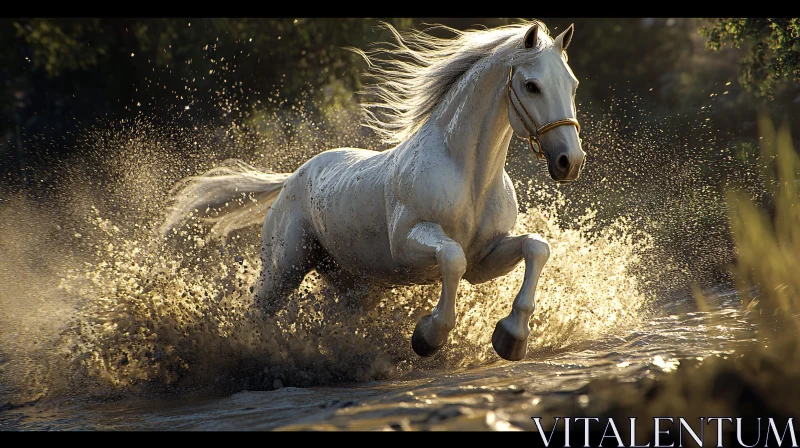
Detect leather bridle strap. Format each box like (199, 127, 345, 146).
(506, 66, 581, 160)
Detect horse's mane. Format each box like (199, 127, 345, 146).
(350, 20, 554, 146)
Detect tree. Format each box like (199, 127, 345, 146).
(0, 18, 417, 179)
(700, 18, 800, 98)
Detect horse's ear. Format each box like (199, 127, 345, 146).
(523, 25, 539, 49)
(555, 23, 574, 52)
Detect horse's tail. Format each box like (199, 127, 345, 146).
(160, 158, 291, 241)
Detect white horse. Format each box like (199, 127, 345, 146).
(161, 21, 585, 361)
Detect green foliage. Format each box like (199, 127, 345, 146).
(731, 140, 759, 164)
(3, 17, 798, 185)
(12, 19, 109, 75)
(700, 18, 800, 98)
(5, 18, 416, 113)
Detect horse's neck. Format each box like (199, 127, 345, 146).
(432, 60, 513, 195)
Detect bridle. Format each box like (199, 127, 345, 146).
(506, 65, 581, 160)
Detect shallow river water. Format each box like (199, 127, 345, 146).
(1, 285, 755, 431)
(0, 102, 762, 431)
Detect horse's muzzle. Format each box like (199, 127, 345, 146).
(545, 147, 584, 182)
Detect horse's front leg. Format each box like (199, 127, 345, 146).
(398, 222, 467, 357)
(464, 234, 551, 361)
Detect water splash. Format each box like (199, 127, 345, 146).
(55, 181, 652, 396)
(0, 108, 655, 403)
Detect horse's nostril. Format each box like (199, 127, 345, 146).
(556, 154, 570, 172)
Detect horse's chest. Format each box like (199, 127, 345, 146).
(395, 157, 519, 260)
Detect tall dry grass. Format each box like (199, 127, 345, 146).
(728, 115, 800, 355)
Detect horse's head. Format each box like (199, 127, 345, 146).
(507, 24, 585, 183)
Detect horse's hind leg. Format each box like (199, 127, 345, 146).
(464, 234, 550, 361)
(314, 260, 384, 312)
(254, 206, 317, 314)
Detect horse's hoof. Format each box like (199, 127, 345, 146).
(492, 321, 528, 361)
(411, 314, 446, 357)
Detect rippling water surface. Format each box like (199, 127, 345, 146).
(0, 285, 756, 431)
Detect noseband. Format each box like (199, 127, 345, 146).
(506, 66, 581, 160)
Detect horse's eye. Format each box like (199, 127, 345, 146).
(525, 82, 540, 94)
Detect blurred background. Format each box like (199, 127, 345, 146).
(2, 18, 799, 182)
(2, 17, 799, 291)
